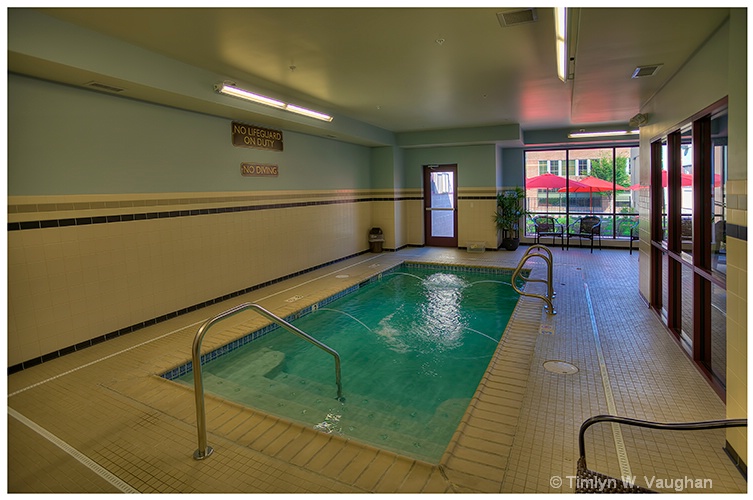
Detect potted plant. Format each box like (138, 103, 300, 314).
(493, 187, 530, 250)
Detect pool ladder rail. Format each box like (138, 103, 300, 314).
(511, 244, 556, 315)
(190, 302, 343, 460)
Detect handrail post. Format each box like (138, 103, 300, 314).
(526, 244, 555, 299)
(190, 302, 342, 460)
(511, 248, 556, 315)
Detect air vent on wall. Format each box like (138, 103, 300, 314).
(497, 8, 538, 27)
(84, 81, 126, 93)
(631, 64, 663, 79)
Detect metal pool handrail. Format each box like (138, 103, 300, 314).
(511, 244, 556, 315)
(191, 302, 343, 460)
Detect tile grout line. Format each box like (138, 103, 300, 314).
(583, 281, 633, 481)
(8, 407, 140, 494)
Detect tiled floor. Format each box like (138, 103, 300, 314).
(6, 245, 747, 493)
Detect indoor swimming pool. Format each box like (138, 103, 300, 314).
(164, 263, 523, 463)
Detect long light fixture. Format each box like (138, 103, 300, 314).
(214, 83, 285, 109)
(214, 82, 333, 122)
(555, 7, 567, 82)
(568, 130, 640, 139)
(285, 104, 333, 122)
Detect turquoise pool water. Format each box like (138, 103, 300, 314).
(171, 263, 521, 463)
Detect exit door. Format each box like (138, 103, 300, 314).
(423, 164, 458, 247)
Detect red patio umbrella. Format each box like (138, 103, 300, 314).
(629, 171, 721, 190)
(558, 176, 628, 210)
(571, 176, 629, 191)
(526, 174, 588, 210)
(526, 173, 586, 189)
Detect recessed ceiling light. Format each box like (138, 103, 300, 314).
(497, 8, 538, 27)
(631, 64, 663, 78)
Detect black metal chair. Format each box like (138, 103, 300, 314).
(576, 414, 747, 493)
(567, 216, 601, 253)
(533, 215, 564, 250)
(617, 219, 639, 255)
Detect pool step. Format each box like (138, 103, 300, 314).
(202, 372, 457, 461)
(207, 347, 286, 380)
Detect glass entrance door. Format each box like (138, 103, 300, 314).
(423, 164, 458, 247)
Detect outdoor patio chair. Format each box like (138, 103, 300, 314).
(617, 219, 639, 255)
(532, 215, 564, 250)
(567, 216, 601, 253)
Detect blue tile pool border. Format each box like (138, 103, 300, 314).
(160, 262, 524, 381)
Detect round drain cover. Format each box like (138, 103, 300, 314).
(543, 360, 579, 375)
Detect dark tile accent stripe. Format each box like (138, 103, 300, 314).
(7, 249, 371, 375)
(724, 440, 748, 479)
(7, 197, 425, 232)
(727, 223, 747, 241)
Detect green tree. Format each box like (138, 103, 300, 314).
(590, 151, 631, 187)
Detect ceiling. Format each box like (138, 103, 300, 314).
(10, 7, 731, 145)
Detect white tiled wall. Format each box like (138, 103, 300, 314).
(7, 191, 373, 367)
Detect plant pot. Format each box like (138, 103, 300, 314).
(502, 237, 520, 251)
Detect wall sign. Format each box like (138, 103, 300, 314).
(231, 121, 283, 151)
(241, 162, 279, 177)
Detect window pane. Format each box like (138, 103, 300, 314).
(681, 264, 693, 348)
(681, 127, 693, 258)
(711, 110, 727, 280)
(661, 251, 669, 322)
(661, 139, 668, 243)
(710, 282, 727, 385)
(615, 147, 637, 217)
(568, 148, 614, 217)
(431, 210, 453, 237)
(525, 151, 567, 236)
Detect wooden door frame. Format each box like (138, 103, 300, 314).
(423, 164, 458, 247)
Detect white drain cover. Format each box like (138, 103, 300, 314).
(543, 360, 579, 374)
(336, 274, 349, 279)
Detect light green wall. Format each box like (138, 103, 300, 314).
(402, 145, 497, 189)
(640, 19, 730, 148)
(728, 9, 747, 181)
(396, 124, 520, 148)
(500, 148, 525, 188)
(370, 146, 403, 190)
(8, 73, 372, 195)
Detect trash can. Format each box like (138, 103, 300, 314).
(369, 227, 384, 253)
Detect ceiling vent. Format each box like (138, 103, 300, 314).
(497, 8, 538, 27)
(631, 64, 663, 79)
(84, 81, 126, 93)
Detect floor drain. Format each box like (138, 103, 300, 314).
(543, 360, 579, 374)
(336, 274, 350, 279)
(540, 324, 555, 335)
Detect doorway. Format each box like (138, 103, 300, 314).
(423, 164, 458, 247)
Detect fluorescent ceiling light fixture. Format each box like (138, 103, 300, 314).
(214, 82, 333, 122)
(555, 7, 567, 82)
(215, 83, 285, 109)
(568, 130, 640, 138)
(285, 104, 333, 122)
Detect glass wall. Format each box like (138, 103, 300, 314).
(649, 100, 727, 391)
(524, 146, 638, 239)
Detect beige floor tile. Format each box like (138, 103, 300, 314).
(6, 246, 746, 493)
